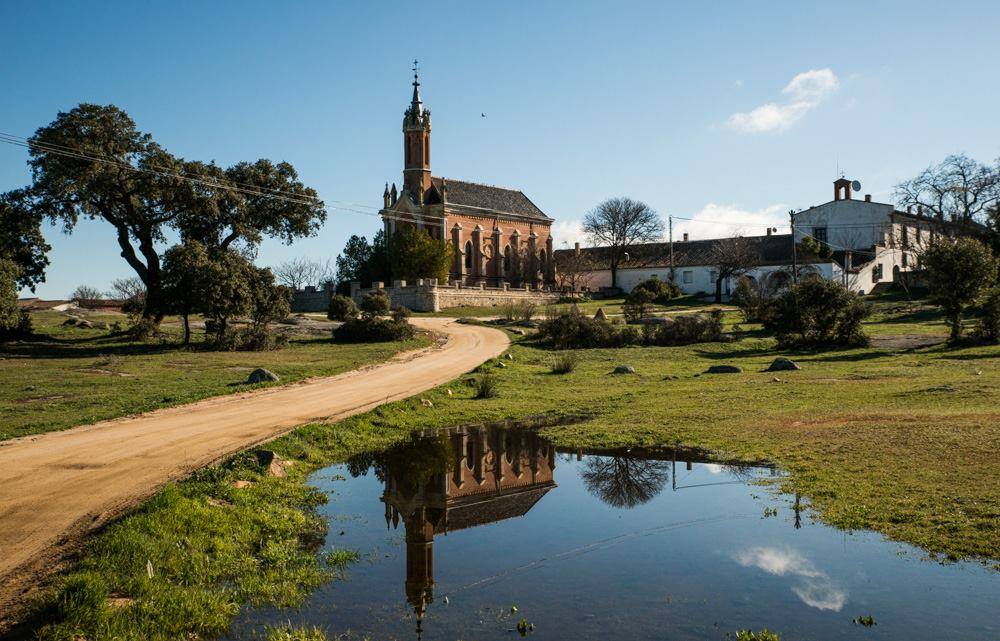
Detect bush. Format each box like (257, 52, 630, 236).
(1, 258, 31, 341)
(359, 290, 391, 319)
(631, 277, 681, 304)
(207, 325, 289, 351)
(921, 237, 998, 342)
(327, 295, 358, 321)
(474, 369, 500, 399)
(732, 277, 767, 323)
(538, 307, 724, 349)
(499, 299, 538, 324)
(391, 304, 411, 323)
(550, 351, 580, 374)
(762, 279, 870, 347)
(333, 317, 415, 343)
(622, 288, 655, 323)
(975, 286, 1000, 344)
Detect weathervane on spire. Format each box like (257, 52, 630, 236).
(409, 58, 423, 114)
(412, 58, 420, 84)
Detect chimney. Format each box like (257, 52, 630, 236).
(574, 242, 580, 256)
(766, 228, 772, 236)
(917, 205, 923, 216)
(682, 232, 689, 242)
(907, 206, 912, 214)
(864, 194, 872, 202)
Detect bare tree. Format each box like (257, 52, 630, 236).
(70, 285, 103, 302)
(582, 197, 664, 289)
(554, 246, 597, 292)
(580, 456, 671, 508)
(272, 257, 334, 290)
(708, 236, 758, 302)
(893, 154, 1000, 226)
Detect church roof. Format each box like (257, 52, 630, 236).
(436, 482, 555, 533)
(431, 177, 551, 222)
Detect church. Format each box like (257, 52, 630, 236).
(379, 66, 556, 287)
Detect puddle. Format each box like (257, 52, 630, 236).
(227, 423, 999, 640)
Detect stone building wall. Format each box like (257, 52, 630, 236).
(291, 282, 336, 313)
(350, 279, 559, 313)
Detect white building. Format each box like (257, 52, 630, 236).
(558, 178, 986, 297)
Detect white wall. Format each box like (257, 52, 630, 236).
(581, 262, 836, 297)
(793, 199, 893, 250)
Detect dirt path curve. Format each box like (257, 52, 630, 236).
(0, 318, 508, 625)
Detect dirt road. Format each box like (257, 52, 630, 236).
(0, 318, 508, 624)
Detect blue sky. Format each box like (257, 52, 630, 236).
(3, 0, 999, 297)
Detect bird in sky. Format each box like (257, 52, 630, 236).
(481, 112, 487, 118)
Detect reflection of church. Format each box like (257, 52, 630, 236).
(380, 425, 556, 639)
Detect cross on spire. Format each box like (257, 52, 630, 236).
(410, 58, 423, 113)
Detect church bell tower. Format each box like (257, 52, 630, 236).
(403, 59, 432, 202)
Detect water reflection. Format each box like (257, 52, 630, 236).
(580, 456, 670, 508)
(734, 546, 848, 611)
(367, 424, 556, 639)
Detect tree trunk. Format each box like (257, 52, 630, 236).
(949, 309, 962, 342)
(611, 263, 618, 289)
(181, 311, 191, 346)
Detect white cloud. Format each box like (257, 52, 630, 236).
(726, 69, 839, 133)
(734, 547, 847, 612)
(676, 202, 788, 241)
(550, 219, 590, 249)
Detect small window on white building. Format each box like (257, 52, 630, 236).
(813, 227, 828, 243)
(682, 271, 693, 284)
(873, 264, 883, 283)
(901, 225, 910, 248)
(902, 252, 909, 268)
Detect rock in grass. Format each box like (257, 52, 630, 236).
(765, 357, 800, 372)
(420, 398, 434, 408)
(594, 308, 608, 321)
(247, 368, 279, 384)
(505, 353, 514, 360)
(254, 450, 286, 478)
(509, 328, 526, 335)
(612, 365, 636, 374)
(232, 480, 254, 489)
(705, 365, 742, 374)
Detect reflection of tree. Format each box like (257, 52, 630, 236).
(580, 456, 670, 508)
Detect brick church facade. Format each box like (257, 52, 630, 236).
(380, 67, 555, 287)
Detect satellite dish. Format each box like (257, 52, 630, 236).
(851, 180, 862, 192)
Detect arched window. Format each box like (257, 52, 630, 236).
(503, 245, 511, 274)
(464, 240, 473, 270)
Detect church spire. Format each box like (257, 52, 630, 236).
(410, 58, 423, 115)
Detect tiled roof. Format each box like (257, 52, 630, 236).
(431, 177, 550, 221)
(437, 483, 555, 533)
(555, 234, 829, 269)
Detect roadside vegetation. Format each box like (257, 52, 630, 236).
(0, 310, 428, 440)
(22, 294, 999, 640)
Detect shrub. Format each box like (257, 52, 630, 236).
(732, 277, 767, 323)
(622, 288, 655, 323)
(537, 310, 635, 349)
(500, 299, 538, 324)
(212, 326, 289, 351)
(391, 304, 411, 323)
(1, 261, 32, 342)
(631, 277, 681, 304)
(762, 279, 870, 347)
(474, 369, 500, 399)
(975, 286, 1000, 344)
(556, 295, 590, 304)
(640, 310, 723, 346)
(550, 351, 580, 374)
(359, 290, 391, 319)
(327, 295, 358, 321)
(333, 317, 414, 343)
(538, 307, 724, 349)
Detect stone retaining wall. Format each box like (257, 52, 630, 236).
(350, 279, 560, 312)
(291, 283, 336, 313)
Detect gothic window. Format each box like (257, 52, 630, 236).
(464, 240, 473, 270)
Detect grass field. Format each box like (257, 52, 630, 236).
(0, 310, 429, 441)
(15, 296, 1000, 641)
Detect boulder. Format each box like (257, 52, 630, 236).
(594, 308, 608, 321)
(705, 365, 742, 374)
(254, 450, 286, 478)
(496, 361, 507, 368)
(232, 480, 254, 489)
(509, 328, 526, 335)
(765, 357, 801, 372)
(420, 398, 434, 408)
(612, 365, 636, 374)
(247, 368, 279, 384)
(505, 353, 514, 360)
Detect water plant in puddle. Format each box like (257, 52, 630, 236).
(732, 629, 780, 641)
(852, 615, 877, 627)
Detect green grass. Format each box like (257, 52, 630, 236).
(16, 299, 1000, 640)
(0, 311, 430, 440)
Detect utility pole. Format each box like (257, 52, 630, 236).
(668, 214, 675, 282)
(789, 209, 798, 285)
